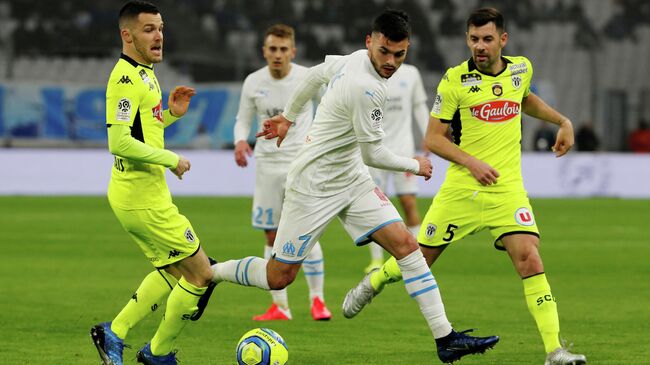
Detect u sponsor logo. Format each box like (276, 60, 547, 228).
(514, 207, 535, 226)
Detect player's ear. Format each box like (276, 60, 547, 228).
(121, 28, 133, 44)
(365, 34, 372, 50)
(500, 31, 509, 48)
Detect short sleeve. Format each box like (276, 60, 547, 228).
(106, 69, 140, 126)
(351, 82, 386, 143)
(522, 58, 534, 98)
(430, 69, 459, 121)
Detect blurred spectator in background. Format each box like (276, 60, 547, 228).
(628, 119, 650, 153)
(575, 120, 600, 151)
(533, 121, 556, 151)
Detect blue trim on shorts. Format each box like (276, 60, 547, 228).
(303, 259, 323, 264)
(354, 219, 403, 246)
(273, 256, 304, 264)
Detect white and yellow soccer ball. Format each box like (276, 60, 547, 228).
(236, 328, 288, 365)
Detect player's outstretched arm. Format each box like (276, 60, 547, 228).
(522, 92, 574, 157)
(255, 113, 293, 147)
(425, 116, 499, 186)
(163, 86, 196, 127)
(107, 123, 182, 174)
(359, 140, 430, 180)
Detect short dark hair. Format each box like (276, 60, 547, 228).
(119, 1, 159, 27)
(265, 24, 295, 44)
(371, 9, 411, 41)
(467, 7, 505, 33)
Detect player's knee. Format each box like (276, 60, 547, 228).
(267, 272, 296, 290)
(393, 232, 419, 258)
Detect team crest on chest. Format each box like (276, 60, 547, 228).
(511, 75, 522, 89)
(492, 82, 503, 96)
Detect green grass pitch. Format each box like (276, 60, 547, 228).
(1, 196, 648, 364)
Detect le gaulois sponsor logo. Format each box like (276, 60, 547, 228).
(470, 100, 520, 122)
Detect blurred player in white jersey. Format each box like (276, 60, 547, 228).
(365, 63, 429, 273)
(213, 10, 498, 363)
(233, 24, 331, 321)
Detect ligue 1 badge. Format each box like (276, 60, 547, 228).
(492, 82, 503, 97)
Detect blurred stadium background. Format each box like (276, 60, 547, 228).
(1, 0, 649, 197)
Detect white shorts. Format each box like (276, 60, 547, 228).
(252, 159, 290, 230)
(368, 167, 419, 196)
(272, 181, 403, 264)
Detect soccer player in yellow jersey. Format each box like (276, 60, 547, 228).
(344, 8, 587, 365)
(89, 2, 213, 365)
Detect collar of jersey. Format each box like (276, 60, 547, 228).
(467, 56, 511, 77)
(120, 53, 154, 70)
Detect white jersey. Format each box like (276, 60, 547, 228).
(234, 63, 313, 162)
(383, 64, 428, 157)
(287, 50, 387, 197)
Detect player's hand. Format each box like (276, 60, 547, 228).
(167, 86, 196, 118)
(414, 156, 432, 181)
(466, 156, 499, 186)
(234, 140, 253, 167)
(171, 155, 191, 180)
(255, 114, 292, 147)
(552, 119, 574, 157)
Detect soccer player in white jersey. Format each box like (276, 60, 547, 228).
(213, 10, 499, 363)
(365, 63, 429, 273)
(233, 24, 331, 321)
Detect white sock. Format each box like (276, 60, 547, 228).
(368, 242, 384, 261)
(408, 225, 420, 237)
(397, 250, 452, 339)
(302, 241, 324, 301)
(265, 245, 289, 309)
(211, 257, 270, 290)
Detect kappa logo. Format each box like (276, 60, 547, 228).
(514, 207, 535, 226)
(117, 75, 133, 85)
(131, 292, 138, 302)
(168, 249, 182, 259)
(184, 228, 195, 243)
(468, 85, 481, 93)
(425, 223, 437, 239)
(282, 241, 296, 256)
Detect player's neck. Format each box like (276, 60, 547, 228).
(269, 64, 291, 80)
(123, 48, 152, 67)
(479, 57, 506, 76)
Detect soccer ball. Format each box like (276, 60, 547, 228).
(236, 328, 288, 365)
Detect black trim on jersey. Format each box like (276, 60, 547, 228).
(467, 57, 512, 77)
(448, 109, 462, 145)
(120, 53, 154, 70)
(494, 231, 540, 251)
(131, 110, 144, 142)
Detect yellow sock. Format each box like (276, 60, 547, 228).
(112, 270, 177, 339)
(370, 256, 403, 292)
(523, 273, 562, 353)
(150, 276, 206, 355)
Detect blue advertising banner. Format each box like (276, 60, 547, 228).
(0, 82, 251, 148)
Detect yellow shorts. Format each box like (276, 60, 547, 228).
(417, 186, 539, 250)
(109, 201, 201, 268)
